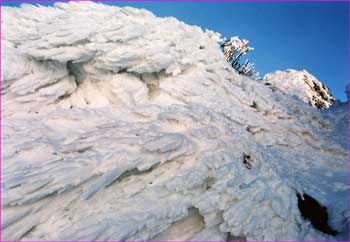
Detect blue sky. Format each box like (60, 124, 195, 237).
(2, 1, 349, 101)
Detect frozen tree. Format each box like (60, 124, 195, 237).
(205, 30, 259, 79)
(221, 36, 259, 79)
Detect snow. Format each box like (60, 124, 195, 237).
(264, 69, 335, 109)
(1, 2, 348, 241)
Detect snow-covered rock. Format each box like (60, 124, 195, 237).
(1, 2, 348, 241)
(264, 69, 335, 109)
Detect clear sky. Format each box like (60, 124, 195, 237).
(2, 1, 349, 101)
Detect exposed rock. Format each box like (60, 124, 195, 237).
(297, 193, 337, 236)
(264, 69, 335, 109)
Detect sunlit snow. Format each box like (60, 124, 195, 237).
(1, 2, 348, 240)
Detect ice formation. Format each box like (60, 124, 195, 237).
(264, 69, 335, 109)
(1, 2, 348, 241)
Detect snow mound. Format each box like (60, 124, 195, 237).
(1, 1, 222, 115)
(264, 69, 335, 109)
(1, 2, 348, 241)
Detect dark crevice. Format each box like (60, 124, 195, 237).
(57, 92, 72, 101)
(140, 72, 161, 99)
(66, 61, 86, 86)
(61, 146, 93, 154)
(55, 39, 91, 48)
(33, 79, 61, 92)
(227, 232, 246, 241)
(76, 146, 93, 153)
(19, 224, 37, 240)
(83, 162, 161, 200)
(297, 193, 338, 236)
(203, 176, 216, 190)
(243, 153, 253, 170)
(246, 125, 264, 135)
(107, 161, 161, 188)
(249, 101, 259, 111)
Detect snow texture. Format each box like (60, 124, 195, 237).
(1, 2, 348, 241)
(264, 69, 335, 109)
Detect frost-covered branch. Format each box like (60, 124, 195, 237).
(206, 30, 259, 79)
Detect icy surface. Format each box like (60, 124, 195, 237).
(1, 2, 348, 241)
(264, 69, 335, 109)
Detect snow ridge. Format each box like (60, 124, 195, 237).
(1, 2, 348, 241)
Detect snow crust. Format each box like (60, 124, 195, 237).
(1, 2, 348, 241)
(264, 69, 335, 109)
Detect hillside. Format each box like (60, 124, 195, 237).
(1, 2, 348, 241)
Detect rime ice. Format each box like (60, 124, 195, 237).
(1, 2, 348, 241)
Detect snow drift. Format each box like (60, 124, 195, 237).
(1, 2, 348, 241)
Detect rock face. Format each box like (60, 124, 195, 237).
(1, 2, 348, 241)
(264, 69, 335, 109)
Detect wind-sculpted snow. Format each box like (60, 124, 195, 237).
(1, 2, 348, 241)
